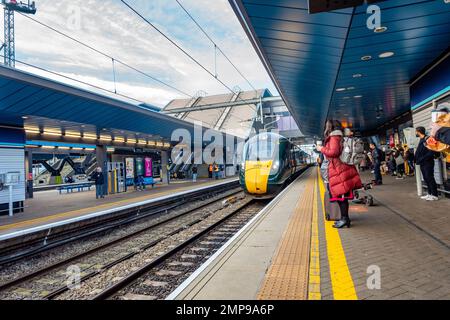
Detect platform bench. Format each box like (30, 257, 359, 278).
(57, 184, 93, 194)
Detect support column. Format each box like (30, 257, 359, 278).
(96, 145, 108, 195)
(25, 149, 33, 199)
(161, 150, 169, 185)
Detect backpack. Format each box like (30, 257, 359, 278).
(340, 137, 365, 165)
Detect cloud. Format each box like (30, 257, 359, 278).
(2, 0, 277, 107)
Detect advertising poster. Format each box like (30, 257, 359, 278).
(136, 158, 144, 176)
(125, 158, 134, 179)
(144, 157, 153, 177)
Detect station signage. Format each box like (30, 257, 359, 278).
(144, 157, 153, 178)
(125, 158, 134, 179)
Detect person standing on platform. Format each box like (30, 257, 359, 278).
(214, 163, 219, 180)
(192, 166, 198, 183)
(208, 164, 213, 179)
(395, 147, 405, 179)
(316, 120, 362, 229)
(415, 127, 439, 201)
(370, 143, 383, 185)
(92, 167, 105, 199)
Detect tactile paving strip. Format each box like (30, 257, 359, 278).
(257, 172, 316, 300)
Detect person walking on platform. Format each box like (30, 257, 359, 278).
(370, 143, 383, 185)
(317, 120, 362, 229)
(415, 127, 439, 201)
(92, 167, 105, 199)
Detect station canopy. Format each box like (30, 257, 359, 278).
(0, 65, 203, 143)
(230, 0, 450, 136)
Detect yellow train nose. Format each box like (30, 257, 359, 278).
(244, 160, 273, 194)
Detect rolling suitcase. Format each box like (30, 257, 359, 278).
(324, 186, 341, 221)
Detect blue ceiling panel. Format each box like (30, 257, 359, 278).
(231, 0, 450, 136)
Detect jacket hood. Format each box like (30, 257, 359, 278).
(330, 130, 343, 137)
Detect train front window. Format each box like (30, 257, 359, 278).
(245, 133, 279, 161)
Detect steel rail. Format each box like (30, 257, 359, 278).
(0, 189, 242, 295)
(91, 199, 256, 300)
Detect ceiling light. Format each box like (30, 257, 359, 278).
(83, 134, 98, 140)
(25, 129, 40, 134)
(374, 26, 387, 33)
(354, 95, 363, 99)
(114, 137, 125, 143)
(65, 132, 81, 138)
(361, 55, 372, 61)
(379, 51, 395, 58)
(347, 87, 355, 90)
(58, 147, 71, 150)
(44, 131, 62, 137)
(336, 88, 346, 92)
(343, 96, 350, 100)
(352, 73, 363, 78)
(22, 116, 28, 119)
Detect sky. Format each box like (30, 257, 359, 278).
(1, 0, 278, 107)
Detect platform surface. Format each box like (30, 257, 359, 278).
(173, 168, 450, 300)
(0, 178, 236, 236)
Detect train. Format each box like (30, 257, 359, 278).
(239, 132, 311, 198)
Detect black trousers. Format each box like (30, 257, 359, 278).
(337, 200, 349, 219)
(373, 162, 382, 183)
(421, 162, 438, 197)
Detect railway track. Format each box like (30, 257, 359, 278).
(92, 200, 266, 300)
(0, 180, 240, 265)
(0, 188, 244, 300)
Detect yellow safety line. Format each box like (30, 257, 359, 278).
(0, 180, 222, 232)
(317, 168, 358, 300)
(308, 178, 321, 300)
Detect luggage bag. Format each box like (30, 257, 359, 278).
(324, 186, 341, 221)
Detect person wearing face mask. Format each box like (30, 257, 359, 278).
(415, 127, 439, 201)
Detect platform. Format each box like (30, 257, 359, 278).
(0, 178, 236, 237)
(171, 168, 450, 300)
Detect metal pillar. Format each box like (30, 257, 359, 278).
(161, 151, 169, 185)
(3, 7, 15, 67)
(415, 165, 423, 196)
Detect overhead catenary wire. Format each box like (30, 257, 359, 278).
(174, 0, 257, 92)
(1, 54, 146, 104)
(17, 12, 193, 98)
(120, 0, 258, 112)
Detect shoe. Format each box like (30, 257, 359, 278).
(426, 195, 439, 201)
(420, 195, 430, 200)
(333, 218, 351, 229)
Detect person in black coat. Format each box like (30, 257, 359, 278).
(91, 167, 105, 199)
(370, 143, 383, 185)
(415, 127, 439, 201)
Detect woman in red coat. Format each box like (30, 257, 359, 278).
(317, 120, 362, 228)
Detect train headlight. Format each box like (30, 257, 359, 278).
(270, 160, 280, 174)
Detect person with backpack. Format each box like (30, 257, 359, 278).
(316, 120, 362, 229)
(370, 143, 383, 185)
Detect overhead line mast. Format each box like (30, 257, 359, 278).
(1, 0, 36, 67)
